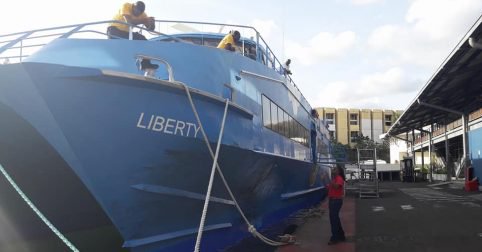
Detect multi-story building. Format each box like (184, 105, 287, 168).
(316, 107, 402, 146)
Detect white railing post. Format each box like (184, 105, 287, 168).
(256, 32, 260, 61)
(19, 40, 23, 62)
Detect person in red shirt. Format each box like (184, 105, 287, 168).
(328, 165, 346, 245)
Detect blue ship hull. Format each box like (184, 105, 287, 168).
(0, 34, 332, 251)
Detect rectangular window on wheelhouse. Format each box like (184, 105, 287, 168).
(287, 116, 293, 138)
(261, 94, 310, 146)
(278, 108, 285, 136)
(270, 101, 278, 132)
(282, 111, 290, 137)
(203, 38, 222, 47)
(289, 116, 296, 140)
(262, 95, 271, 129)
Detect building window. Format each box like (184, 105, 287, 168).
(325, 113, 335, 125)
(329, 131, 335, 140)
(385, 115, 392, 126)
(350, 131, 359, 142)
(350, 113, 358, 125)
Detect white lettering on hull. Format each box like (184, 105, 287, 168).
(136, 112, 201, 138)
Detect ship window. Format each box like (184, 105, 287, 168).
(270, 101, 278, 132)
(283, 113, 289, 137)
(261, 94, 309, 147)
(278, 108, 285, 136)
(288, 116, 293, 138)
(180, 37, 202, 45)
(262, 95, 271, 129)
(291, 121, 306, 146)
(244, 44, 257, 60)
(203, 38, 222, 47)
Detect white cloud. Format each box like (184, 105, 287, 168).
(286, 31, 356, 65)
(310, 67, 422, 108)
(250, 19, 279, 41)
(359, 67, 415, 94)
(367, 0, 482, 68)
(406, 0, 482, 40)
(351, 0, 384, 5)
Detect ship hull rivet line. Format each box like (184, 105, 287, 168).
(0, 164, 79, 252)
(182, 85, 289, 251)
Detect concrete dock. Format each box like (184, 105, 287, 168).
(277, 181, 482, 252)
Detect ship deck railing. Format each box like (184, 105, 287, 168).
(0, 19, 307, 109)
(0, 20, 176, 63)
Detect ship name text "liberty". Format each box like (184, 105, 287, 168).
(136, 112, 201, 138)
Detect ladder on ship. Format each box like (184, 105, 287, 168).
(357, 148, 379, 198)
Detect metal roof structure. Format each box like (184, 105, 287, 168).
(387, 16, 482, 136)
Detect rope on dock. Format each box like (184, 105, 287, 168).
(0, 164, 79, 252)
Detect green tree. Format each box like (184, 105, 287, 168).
(329, 135, 391, 164)
(352, 134, 390, 163)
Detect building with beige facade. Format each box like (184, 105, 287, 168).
(315, 107, 403, 146)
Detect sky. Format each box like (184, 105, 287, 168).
(1, 0, 482, 110)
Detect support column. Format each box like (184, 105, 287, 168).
(462, 114, 469, 163)
(406, 132, 410, 157)
(421, 140, 424, 179)
(412, 129, 416, 167)
(445, 122, 451, 181)
(429, 124, 433, 183)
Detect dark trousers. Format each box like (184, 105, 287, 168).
(329, 198, 345, 241)
(107, 26, 147, 40)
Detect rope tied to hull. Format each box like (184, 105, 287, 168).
(0, 164, 79, 252)
(182, 84, 290, 251)
(193, 98, 230, 252)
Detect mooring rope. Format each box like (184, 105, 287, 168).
(0, 164, 79, 252)
(193, 99, 229, 252)
(182, 85, 289, 250)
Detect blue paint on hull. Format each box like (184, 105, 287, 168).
(0, 37, 332, 251)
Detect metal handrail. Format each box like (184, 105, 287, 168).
(136, 54, 175, 82)
(0, 20, 172, 41)
(0, 20, 180, 59)
(0, 19, 309, 111)
(0, 19, 284, 79)
(152, 20, 306, 106)
(0, 55, 29, 59)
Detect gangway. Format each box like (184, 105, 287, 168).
(317, 145, 380, 198)
(357, 148, 379, 198)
